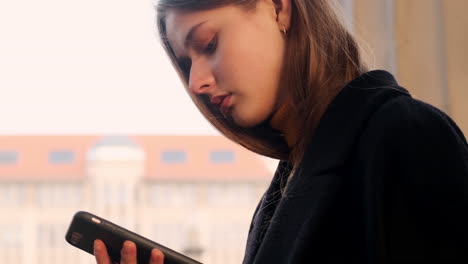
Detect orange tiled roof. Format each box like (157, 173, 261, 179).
(0, 136, 99, 180)
(135, 136, 272, 181)
(0, 136, 272, 181)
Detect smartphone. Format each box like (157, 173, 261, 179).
(65, 211, 203, 264)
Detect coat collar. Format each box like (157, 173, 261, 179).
(293, 70, 410, 181)
(243, 70, 411, 264)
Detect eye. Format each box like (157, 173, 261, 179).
(203, 37, 217, 54)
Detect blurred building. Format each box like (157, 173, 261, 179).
(0, 136, 272, 264)
(339, 0, 468, 134)
(1, 1, 466, 264)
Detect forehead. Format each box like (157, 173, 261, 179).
(164, 7, 242, 57)
(165, 10, 200, 53)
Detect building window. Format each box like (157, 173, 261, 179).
(207, 183, 255, 206)
(49, 150, 75, 164)
(0, 151, 18, 165)
(209, 223, 248, 263)
(0, 184, 24, 206)
(210, 151, 235, 163)
(0, 224, 22, 248)
(37, 223, 67, 248)
(149, 183, 196, 207)
(99, 184, 128, 206)
(153, 223, 189, 251)
(37, 183, 81, 207)
(161, 151, 187, 164)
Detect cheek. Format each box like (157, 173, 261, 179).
(217, 35, 284, 92)
(215, 47, 280, 118)
(213, 28, 285, 126)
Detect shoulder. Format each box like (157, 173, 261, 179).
(300, 71, 467, 177)
(351, 96, 468, 258)
(354, 94, 468, 178)
(360, 94, 467, 147)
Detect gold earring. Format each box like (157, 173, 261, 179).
(281, 25, 288, 35)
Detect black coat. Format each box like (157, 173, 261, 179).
(242, 70, 468, 263)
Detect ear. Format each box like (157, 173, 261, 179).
(272, 0, 292, 30)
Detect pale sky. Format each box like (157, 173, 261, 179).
(0, 0, 353, 136)
(0, 0, 218, 135)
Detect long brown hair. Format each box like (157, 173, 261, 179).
(156, 0, 369, 192)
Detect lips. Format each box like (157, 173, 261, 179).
(210, 95, 228, 105)
(210, 93, 233, 115)
(220, 94, 232, 114)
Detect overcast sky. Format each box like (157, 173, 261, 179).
(0, 0, 219, 135)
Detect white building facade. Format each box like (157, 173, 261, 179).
(0, 136, 272, 264)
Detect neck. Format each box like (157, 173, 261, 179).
(269, 102, 299, 148)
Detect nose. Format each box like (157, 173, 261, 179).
(188, 59, 215, 95)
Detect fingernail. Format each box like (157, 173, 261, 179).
(150, 249, 156, 263)
(122, 241, 132, 254)
(151, 249, 162, 263)
(94, 240, 101, 254)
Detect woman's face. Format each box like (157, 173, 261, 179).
(165, 1, 288, 127)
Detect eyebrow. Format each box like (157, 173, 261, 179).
(183, 20, 208, 50)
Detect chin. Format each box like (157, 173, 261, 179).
(231, 110, 269, 128)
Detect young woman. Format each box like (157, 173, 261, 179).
(94, 0, 468, 263)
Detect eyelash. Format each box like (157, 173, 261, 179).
(178, 36, 217, 80)
(203, 37, 217, 54)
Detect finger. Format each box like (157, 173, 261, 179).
(94, 239, 113, 264)
(121, 240, 138, 264)
(150, 249, 165, 264)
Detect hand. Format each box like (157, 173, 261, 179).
(94, 239, 165, 264)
